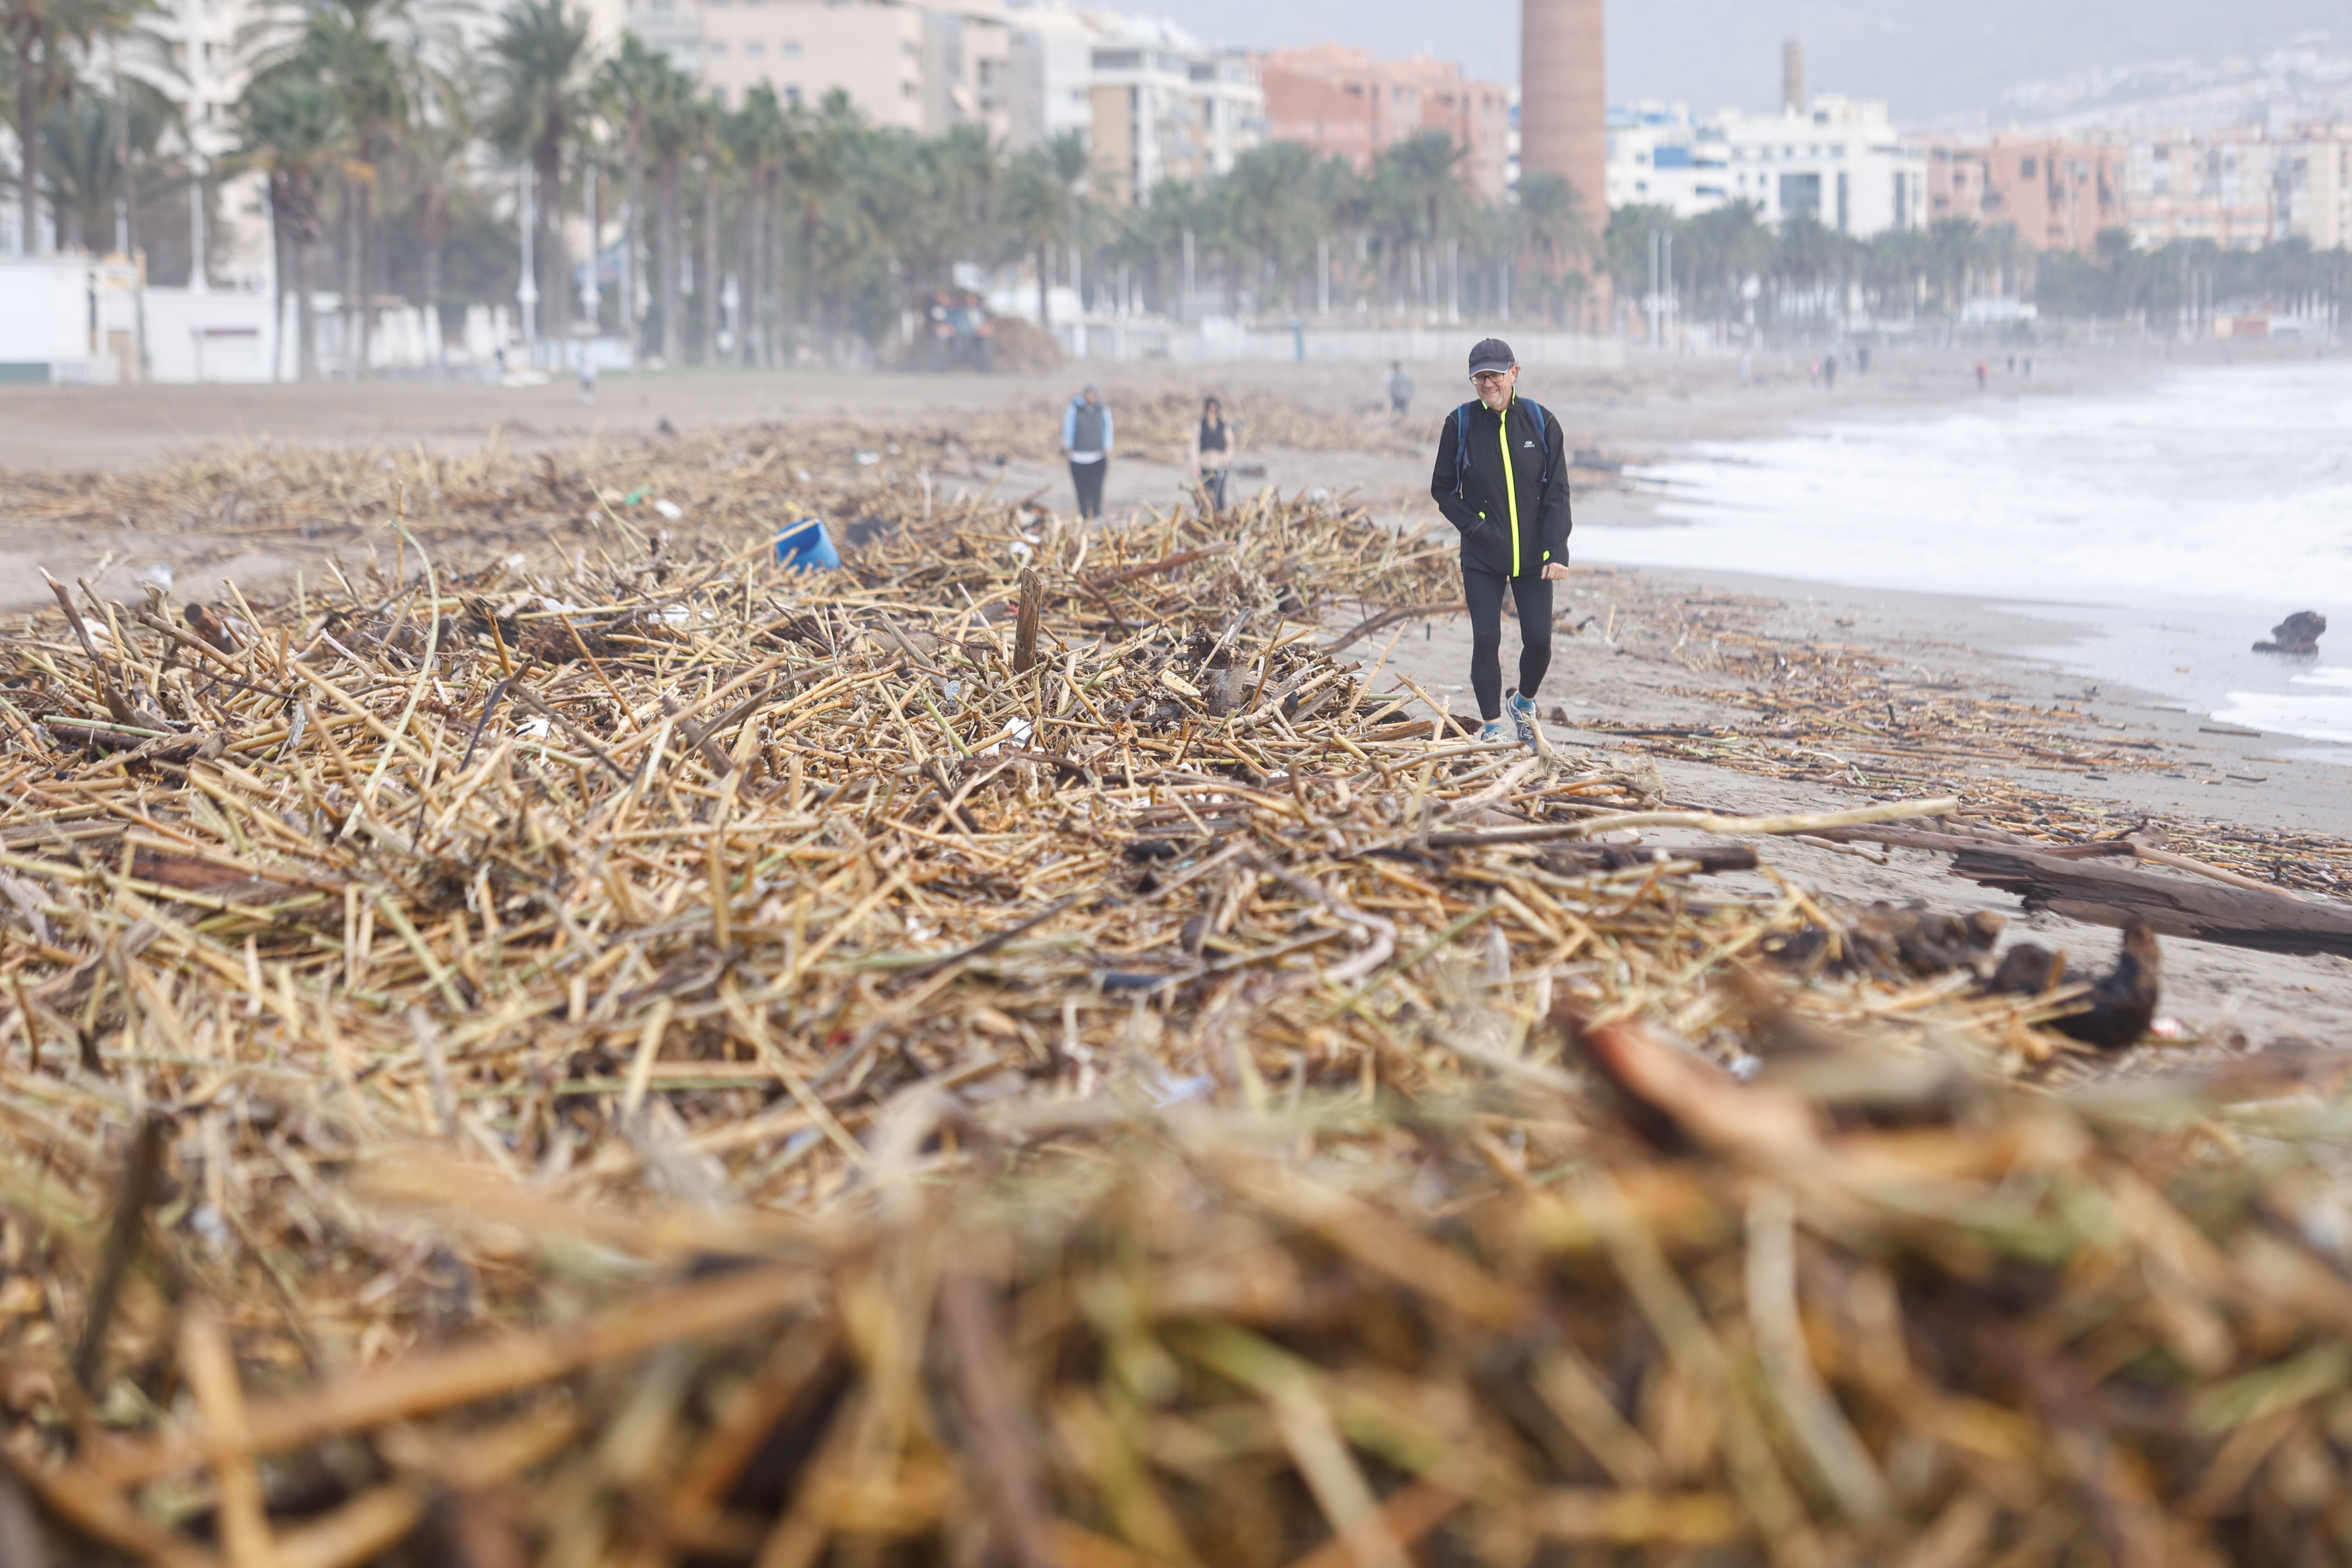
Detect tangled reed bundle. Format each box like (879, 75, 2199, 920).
(0, 457, 2344, 1568)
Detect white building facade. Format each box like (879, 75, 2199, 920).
(1608, 94, 1926, 236)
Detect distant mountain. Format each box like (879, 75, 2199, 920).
(1146, 0, 2345, 127)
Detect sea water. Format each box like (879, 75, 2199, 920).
(1579, 358, 2352, 750)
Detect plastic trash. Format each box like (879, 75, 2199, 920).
(774, 516, 841, 572)
(652, 498, 684, 521)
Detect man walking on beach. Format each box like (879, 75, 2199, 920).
(1430, 338, 1572, 747)
(1386, 361, 1414, 419)
(1061, 385, 1113, 520)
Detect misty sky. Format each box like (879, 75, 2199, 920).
(1154, 0, 2344, 123)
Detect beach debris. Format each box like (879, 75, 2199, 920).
(4, 419, 2352, 1563)
(1948, 842, 2352, 957)
(1580, 581, 2352, 896)
(1987, 919, 2163, 1048)
(2253, 609, 2327, 656)
(773, 515, 841, 571)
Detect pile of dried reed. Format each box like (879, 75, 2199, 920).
(0, 464, 2343, 1568)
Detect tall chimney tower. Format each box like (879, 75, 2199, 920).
(1782, 38, 1804, 115)
(1520, 0, 1606, 230)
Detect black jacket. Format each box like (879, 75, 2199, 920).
(1430, 396, 1572, 578)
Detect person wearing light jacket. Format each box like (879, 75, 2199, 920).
(1428, 337, 1573, 748)
(1060, 385, 1113, 520)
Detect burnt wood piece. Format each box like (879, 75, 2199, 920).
(1541, 843, 1760, 876)
(1985, 922, 2161, 1050)
(1949, 847, 2352, 958)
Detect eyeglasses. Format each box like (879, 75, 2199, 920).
(1470, 371, 1511, 387)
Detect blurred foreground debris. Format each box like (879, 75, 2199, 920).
(0, 441, 2346, 1566)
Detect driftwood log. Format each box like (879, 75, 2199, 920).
(1948, 846, 2352, 958)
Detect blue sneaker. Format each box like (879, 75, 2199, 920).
(1507, 691, 1540, 750)
(1478, 718, 1510, 745)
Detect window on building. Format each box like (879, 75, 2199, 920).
(783, 40, 799, 55)
(2021, 157, 2036, 177)
(741, 40, 758, 55)
(707, 38, 727, 52)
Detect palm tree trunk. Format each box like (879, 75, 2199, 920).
(295, 209, 319, 383)
(537, 140, 563, 353)
(698, 154, 718, 363)
(734, 177, 754, 367)
(422, 190, 445, 365)
(270, 175, 288, 383)
(623, 118, 644, 370)
(657, 152, 681, 366)
(15, 25, 40, 255)
(356, 172, 374, 379)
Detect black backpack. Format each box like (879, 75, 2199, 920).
(1452, 398, 1549, 496)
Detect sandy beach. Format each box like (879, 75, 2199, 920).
(5, 342, 2347, 1050)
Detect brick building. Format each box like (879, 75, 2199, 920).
(1928, 136, 2124, 254)
(1257, 45, 1511, 199)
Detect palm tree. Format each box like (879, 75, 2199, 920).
(592, 33, 663, 368)
(999, 129, 1085, 328)
(1223, 140, 1314, 310)
(486, 0, 593, 357)
(228, 67, 344, 381)
(692, 96, 725, 362)
(638, 54, 697, 364)
(1513, 170, 1595, 324)
(725, 83, 785, 366)
(253, 0, 423, 375)
(1927, 215, 1981, 313)
(396, 55, 477, 358)
(1371, 130, 1468, 314)
(39, 72, 178, 253)
(5, 0, 147, 253)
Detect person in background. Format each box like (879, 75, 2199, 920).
(1429, 338, 1572, 749)
(1822, 353, 1837, 390)
(1975, 361, 1990, 391)
(1386, 361, 1414, 419)
(579, 352, 598, 404)
(1187, 396, 1235, 515)
(1060, 384, 1112, 520)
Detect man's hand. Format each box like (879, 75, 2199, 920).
(1542, 562, 1571, 581)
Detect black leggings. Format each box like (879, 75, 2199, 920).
(1070, 459, 1107, 519)
(1464, 566, 1553, 721)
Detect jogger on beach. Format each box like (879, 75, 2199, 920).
(1429, 337, 1572, 747)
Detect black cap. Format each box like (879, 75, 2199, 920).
(1467, 337, 1515, 376)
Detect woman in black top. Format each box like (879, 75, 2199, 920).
(1186, 396, 1235, 514)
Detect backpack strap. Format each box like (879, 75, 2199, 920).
(1456, 399, 1553, 495)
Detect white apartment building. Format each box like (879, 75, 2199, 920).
(1607, 94, 1925, 237)
(684, 0, 1259, 196)
(2124, 125, 2352, 249)
(1605, 103, 1725, 215)
(1005, 0, 1097, 149)
(699, 0, 925, 125)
